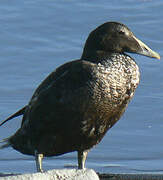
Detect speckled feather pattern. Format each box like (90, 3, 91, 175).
(0, 21, 159, 172)
(9, 53, 140, 156)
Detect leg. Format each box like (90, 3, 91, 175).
(35, 150, 44, 172)
(77, 150, 88, 169)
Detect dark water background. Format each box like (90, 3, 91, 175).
(0, 0, 163, 174)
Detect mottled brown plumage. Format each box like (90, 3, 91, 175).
(0, 22, 160, 172)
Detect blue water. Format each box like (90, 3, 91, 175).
(0, 0, 163, 174)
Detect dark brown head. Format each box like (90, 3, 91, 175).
(82, 22, 160, 60)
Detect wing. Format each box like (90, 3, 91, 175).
(21, 59, 97, 133)
(0, 61, 76, 127)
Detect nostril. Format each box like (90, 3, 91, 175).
(144, 47, 148, 51)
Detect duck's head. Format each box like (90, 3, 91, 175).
(82, 22, 160, 60)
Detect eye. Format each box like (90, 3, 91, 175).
(119, 31, 125, 35)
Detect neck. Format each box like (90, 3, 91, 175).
(81, 50, 124, 63)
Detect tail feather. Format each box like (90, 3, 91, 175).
(0, 142, 10, 149)
(0, 106, 27, 150)
(0, 138, 11, 149)
(0, 106, 27, 127)
(0, 137, 9, 143)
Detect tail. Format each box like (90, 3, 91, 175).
(0, 106, 27, 150)
(0, 106, 27, 127)
(0, 137, 11, 149)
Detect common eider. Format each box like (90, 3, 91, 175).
(0, 22, 160, 172)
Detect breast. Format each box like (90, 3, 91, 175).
(89, 55, 140, 111)
(12, 58, 140, 155)
(78, 56, 140, 145)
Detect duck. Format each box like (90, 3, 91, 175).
(0, 22, 160, 172)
